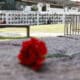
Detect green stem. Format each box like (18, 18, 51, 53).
(46, 54, 70, 58)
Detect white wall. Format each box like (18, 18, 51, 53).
(69, 7, 78, 12)
(24, 6, 31, 11)
(49, 8, 64, 13)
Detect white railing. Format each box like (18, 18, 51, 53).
(0, 11, 80, 26)
(64, 12, 80, 36)
(0, 11, 64, 25)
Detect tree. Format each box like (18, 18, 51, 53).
(31, 5, 38, 11)
(1, 0, 16, 10)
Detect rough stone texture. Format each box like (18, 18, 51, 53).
(3, 36, 80, 56)
(0, 37, 80, 80)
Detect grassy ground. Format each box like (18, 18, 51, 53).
(0, 24, 64, 33)
(0, 24, 64, 39)
(31, 24, 64, 33)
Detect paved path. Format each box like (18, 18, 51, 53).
(0, 37, 80, 80)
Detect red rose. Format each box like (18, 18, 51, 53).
(18, 37, 47, 71)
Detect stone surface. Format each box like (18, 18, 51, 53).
(0, 37, 80, 80)
(1, 36, 80, 56)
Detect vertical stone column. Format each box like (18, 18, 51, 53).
(64, 7, 68, 12)
(37, 3, 43, 12)
(46, 3, 50, 11)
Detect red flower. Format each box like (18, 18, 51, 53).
(17, 37, 47, 71)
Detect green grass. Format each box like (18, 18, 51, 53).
(31, 24, 64, 33)
(0, 24, 64, 33)
(0, 36, 28, 39)
(0, 24, 64, 40)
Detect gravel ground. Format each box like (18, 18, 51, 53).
(0, 36, 80, 80)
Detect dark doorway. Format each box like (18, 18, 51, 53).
(42, 5, 46, 11)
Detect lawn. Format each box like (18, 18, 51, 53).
(31, 24, 64, 33)
(0, 24, 64, 33)
(0, 24, 64, 39)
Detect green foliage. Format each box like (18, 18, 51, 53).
(16, 1, 27, 10)
(31, 5, 38, 11)
(0, 36, 27, 40)
(2, 0, 16, 10)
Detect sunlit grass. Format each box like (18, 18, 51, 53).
(0, 24, 64, 33)
(0, 24, 64, 40)
(0, 28, 26, 33)
(31, 24, 64, 33)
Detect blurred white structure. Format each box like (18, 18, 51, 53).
(0, 0, 80, 26)
(23, 2, 80, 13)
(0, 10, 80, 26)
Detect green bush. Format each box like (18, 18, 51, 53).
(31, 5, 38, 11)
